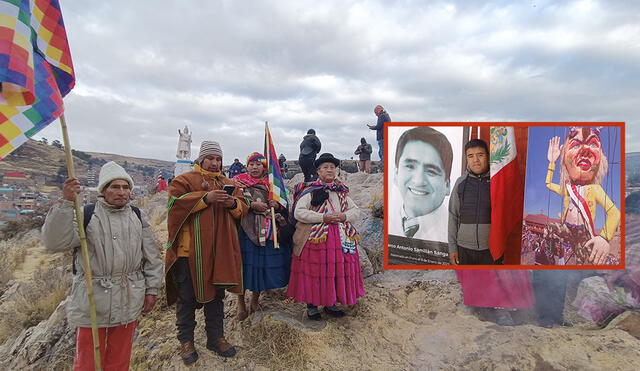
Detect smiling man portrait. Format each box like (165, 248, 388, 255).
(389, 126, 453, 242)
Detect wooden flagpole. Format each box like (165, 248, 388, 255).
(265, 121, 279, 249)
(59, 114, 102, 371)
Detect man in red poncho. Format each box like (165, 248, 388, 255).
(165, 140, 247, 364)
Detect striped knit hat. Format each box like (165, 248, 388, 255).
(196, 141, 223, 164)
(246, 152, 266, 167)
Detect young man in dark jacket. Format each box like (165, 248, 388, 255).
(448, 139, 501, 265)
(450, 139, 529, 327)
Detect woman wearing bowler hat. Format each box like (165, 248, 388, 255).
(287, 153, 365, 320)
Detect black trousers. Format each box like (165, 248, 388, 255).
(458, 246, 502, 265)
(299, 155, 316, 182)
(532, 270, 569, 322)
(173, 257, 225, 343)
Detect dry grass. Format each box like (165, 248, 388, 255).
(244, 316, 312, 370)
(0, 320, 12, 345)
(0, 266, 69, 344)
(0, 237, 29, 288)
(18, 281, 67, 328)
(368, 191, 384, 219)
(48, 353, 75, 371)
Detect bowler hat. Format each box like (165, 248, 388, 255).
(314, 153, 340, 168)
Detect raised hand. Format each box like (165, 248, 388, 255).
(547, 136, 562, 163)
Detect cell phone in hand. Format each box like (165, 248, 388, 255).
(223, 184, 236, 195)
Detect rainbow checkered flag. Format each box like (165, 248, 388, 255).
(264, 122, 288, 207)
(0, 0, 75, 159)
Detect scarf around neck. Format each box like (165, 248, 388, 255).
(292, 179, 360, 246)
(233, 172, 269, 188)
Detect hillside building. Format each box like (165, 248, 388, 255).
(2, 172, 28, 185)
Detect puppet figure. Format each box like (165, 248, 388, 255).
(546, 127, 620, 265)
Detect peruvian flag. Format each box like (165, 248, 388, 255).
(489, 127, 524, 263)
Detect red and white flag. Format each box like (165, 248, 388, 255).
(489, 127, 524, 262)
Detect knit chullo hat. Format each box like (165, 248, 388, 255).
(246, 152, 266, 167)
(98, 161, 134, 192)
(196, 141, 223, 165)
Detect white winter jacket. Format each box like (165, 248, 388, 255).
(41, 198, 163, 328)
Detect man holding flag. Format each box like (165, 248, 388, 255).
(43, 162, 163, 370)
(1, 0, 117, 369)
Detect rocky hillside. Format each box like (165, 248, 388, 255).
(0, 173, 639, 370)
(0, 139, 174, 185)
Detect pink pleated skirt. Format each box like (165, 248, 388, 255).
(287, 225, 365, 306)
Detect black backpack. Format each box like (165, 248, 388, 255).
(72, 204, 142, 275)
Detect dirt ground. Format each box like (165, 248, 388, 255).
(129, 275, 640, 370)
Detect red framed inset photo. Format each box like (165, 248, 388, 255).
(383, 122, 625, 270)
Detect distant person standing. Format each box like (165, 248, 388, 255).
(298, 129, 322, 182)
(367, 105, 390, 168)
(278, 153, 288, 176)
(228, 158, 245, 179)
(157, 175, 168, 192)
(354, 137, 373, 173)
(278, 153, 287, 169)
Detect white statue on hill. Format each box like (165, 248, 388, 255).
(177, 126, 192, 160)
(175, 125, 194, 177)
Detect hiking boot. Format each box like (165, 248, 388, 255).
(324, 305, 345, 318)
(179, 341, 198, 365)
(206, 337, 237, 358)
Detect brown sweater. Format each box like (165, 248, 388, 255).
(165, 169, 247, 304)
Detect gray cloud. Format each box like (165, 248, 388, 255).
(35, 0, 640, 163)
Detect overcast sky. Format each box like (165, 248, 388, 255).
(35, 0, 640, 163)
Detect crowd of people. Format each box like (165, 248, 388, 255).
(39, 116, 637, 370)
(42, 135, 369, 368)
(521, 225, 544, 253)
